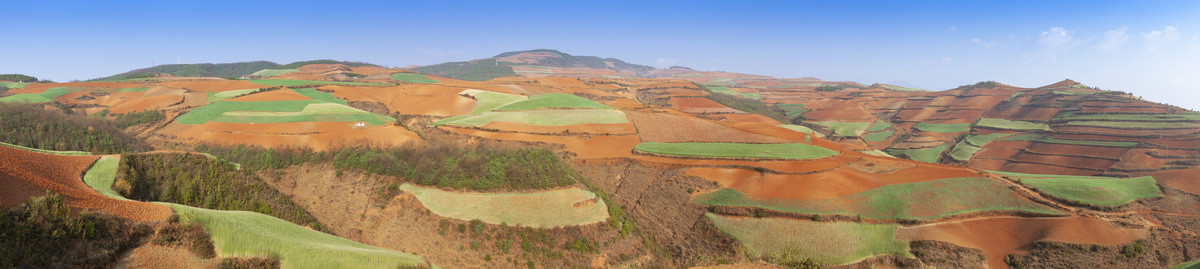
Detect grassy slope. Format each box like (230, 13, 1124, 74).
(1064, 120, 1200, 129)
(694, 177, 1063, 220)
(706, 213, 911, 265)
(635, 142, 839, 160)
(0, 82, 30, 88)
(809, 121, 871, 137)
(391, 73, 439, 83)
(250, 69, 299, 77)
(205, 89, 259, 103)
(168, 204, 429, 269)
(82, 155, 127, 200)
(493, 93, 610, 111)
(913, 122, 972, 133)
(400, 184, 608, 228)
(976, 118, 1050, 131)
(992, 171, 1163, 206)
(0, 86, 80, 103)
(177, 90, 392, 125)
(439, 109, 627, 127)
(462, 90, 528, 114)
(863, 130, 894, 142)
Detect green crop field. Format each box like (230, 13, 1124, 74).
(866, 121, 892, 132)
(391, 73, 440, 84)
(809, 121, 871, 137)
(885, 145, 947, 163)
(400, 184, 608, 228)
(493, 93, 610, 111)
(250, 69, 300, 77)
(246, 79, 389, 87)
(177, 89, 393, 125)
(778, 124, 824, 137)
(706, 213, 911, 265)
(116, 87, 148, 93)
(991, 171, 1162, 206)
(913, 122, 972, 133)
(965, 133, 1018, 146)
(634, 142, 839, 160)
(0, 86, 81, 104)
(976, 118, 1050, 131)
(694, 177, 1063, 220)
(739, 92, 762, 100)
(436, 109, 627, 127)
(1064, 120, 1200, 129)
(947, 141, 982, 161)
(82, 156, 127, 200)
(1001, 134, 1139, 147)
(169, 204, 429, 269)
(777, 104, 807, 118)
(0, 82, 30, 89)
(705, 86, 740, 95)
(206, 89, 259, 103)
(460, 90, 528, 114)
(863, 130, 894, 142)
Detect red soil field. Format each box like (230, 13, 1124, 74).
(1080, 106, 1170, 114)
(391, 93, 476, 117)
(718, 114, 781, 125)
(479, 122, 638, 135)
(109, 94, 185, 114)
(440, 126, 642, 160)
(158, 80, 265, 92)
(1146, 137, 1200, 150)
(1000, 162, 1100, 176)
(685, 158, 981, 200)
(0, 146, 171, 221)
(1113, 149, 1173, 171)
(11, 82, 143, 95)
(226, 89, 313, 102)
(895, 216, 1148, 269)
(1150, 167, 1200, 195)
(1009, 154, 1116, 171)
(624, 111, 788, 143)
(668, 97, 743, 114)
(180, 124, 420, 151)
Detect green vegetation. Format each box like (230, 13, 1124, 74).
(205, 89, 259, 103)
(879, 84, 927, 92)
(866, 121, 892, 132)
(954, 81, 1001, 90)
(1064, 120, 1200, 129)
(95, 61, 279, 81)
(113, 110, 165, 128)
(885, 145, 948, 163)
(702, 86, 788, 122)
(83, 156, 126, 200)
(0, 142, 91, 156)
(0, 82, 30, 89)
(0, 194, 150, 268)
(976, 118, 1050, 131)
(400, 184, 608, 228)
(912, 122, 972, 133)
(115, 87, 148, 93)
(695, 177, 1063, 220)
(0, 102, 152, 154)
(461, 90, 528, 114)
(965, 133, 1018, 146)
(249, 69, 299, 77)
(391, 73, 440, 83)
(992, 171, 1163, 206)
(246, 79, 390, 87)
(1055, 112, 1200, 122)
(0, 74, 38, 82)
(176, 90, 392, 126)
(1053, 91, 1095, 95)
(276, 59, 380, 69)
(436, 109, 627, 127)
(863, 130, 894, 142)
(0, 86, 81, 103)
(1001, 134, 1139, 147)
(1172, 259, 1200, 269)
(634, 142, 839, 160)
(494, 93, 610, 111)
(169, 204, 429, 269)
(777, 104, 807, 118)
(706, 213, 911, 265)
(778, 124, 824, 137)
(947, 141, 982, 162)
(705, 85, 739, 95)
(809, 121, 871, 137)
(117, 153, 324, 228)
(412, 58, 518, 81)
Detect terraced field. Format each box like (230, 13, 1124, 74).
(634, 142, 839, 160)
(0, 86, 79, 103)
(913, 122, 972, 133)
(695, 177, 1062, 220)
(1000, 134, 1139, 147)
(250, 69, 300, 77)
(246, 79, 390, 86)
(434, 109, 627, 126)
(391, 72, 439, 83)
(885, 145, 947, 163)
(176, 89, 394, 126)
(976, 118, 1050, 131)
(400, 184, 608, 228)
(493, 93, 610, 110)
(809, 121, 871, 137)
(706, 213, 911, 265)
(993, 171, 1162, 206)
(205, 89, 259, 103)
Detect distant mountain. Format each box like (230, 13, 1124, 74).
(96, 60, 381, 81)
(0, 74, 38, 82)
(413, 49, 658, 81)
(411, 58, 518, 82)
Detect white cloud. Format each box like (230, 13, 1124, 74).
(1038, 27, 1073, 47)
(921, 56, 954, 66)
(946, 26, 957, 32)
(1142, 26, 1181, 51)
(654, 57, 677, 66)
(969, 37, 996, 49)
(1096, 26, 1129, 51)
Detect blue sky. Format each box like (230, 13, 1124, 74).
(3, 0, 1199, 109)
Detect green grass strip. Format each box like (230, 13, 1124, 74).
(116, 87, 148, 93)
(947, 141, 982, 162)
(778, 124, 824, 137)
(250, 69, 300, 77)
(462, 90, 528, 114)
(167, 204, 429, 269)
(965, 133, 1018, 147)
(885, 145, 947, 163)
(809, 121, 871, 137)
(0, 82, 30, 89)
(866, 121, 892, 132)
(635, 142, 838, 160)
(913, 122, 972, 133)
(439, 109, 626, 126)
(82, 156, 127, 200)
(0, 141, 91, 156)
(705, 86, 739, 95)
(175, 99, 322, 124)
(246, 79, 389, 87)
(1019, 176, 1162, 206)
(976, 118, 1050, 131)
(1064, 121, 1200, 129)
(390, 73, 439, 84)
(400, 184, 609, 228)
(777, 104, 807, 118)
(292, 88, 346, 104)
(1056, 112, 1200, 122)
(1001, 134, 1138, 147)
(705, 213, 911, 265)
(863, 130, 894, 142)
(493, 93, 610, 111)
(0, 86, 82, 104)
(206, 89, 259, 103)
(1171, 259, 1200, 269)
(695, 177, 1063, 220)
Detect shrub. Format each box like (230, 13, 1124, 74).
(113, 110, 165, 128)
(0, 102, 151, 154)
(0, 194, 152, 268)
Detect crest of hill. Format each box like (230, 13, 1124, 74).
(0, 74, 38, 82)
(495, 49, 657, 75)
(96, 60, 381, 81)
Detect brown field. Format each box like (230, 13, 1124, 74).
(625, 111, 787, 143)
(670, 97, 743, 114)
(0, 146, 170, 221)
(158, 80, 265, 92)
(226, 89, 312, 102)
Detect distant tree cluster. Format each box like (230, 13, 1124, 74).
(112, 110, 165, 129)
(954, 81, 1001, 90)
(0, 74, 37, 82)
(0, 103, 152, 154)
(701, 86, 789, 123)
